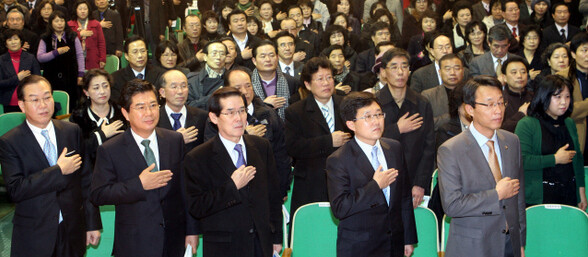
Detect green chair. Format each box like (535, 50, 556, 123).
(52, 90, 70, 117)
(413, 207, 439, 257)
(283, 178, 294, 214)
(525, 204, 588, 256)
(0, 112, 26, 136)
(441, 215, 451, 254)
(289, 202, 338, 257)
(0, 103, 4, 114)
(585, 166, 588, 202)
(120, 52, 128, 69)
(195, 235, 203, 257)
(104, 55, 120, 74)
(86, 205, 115, 257)
(430, 169, 438, 195)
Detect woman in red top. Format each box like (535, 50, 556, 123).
(68, 0, 106, 70)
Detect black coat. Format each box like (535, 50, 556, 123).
(92, 9, 124, 55)
(157, 104, 208, 152)
(111, 64, 165, 105)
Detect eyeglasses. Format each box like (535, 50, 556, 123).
(208, 51, 226, 58)
(131, 103, 160, 112)
(312, 76, 334, 83)
(354, 113, 386, 122)
(24, 96, 53, 106)
(220, 108, 247, 117)
(475, 101, 507, 109)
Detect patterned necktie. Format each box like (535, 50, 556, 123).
(234, 144, 246, 167)
(560, 28, 566, 42)
(371, 146, 389, 205)
(511, 27, 517, 38)
(171, 113, 182, 131)
(320, 106, 334, 133)
(496, 58, 503, 76)
(285, 66, 291, 76)
(486, 140, 502, 182)
(141, 139, 158, 171)
(137, 73, 144, 80)
(41, 130, 57, 166)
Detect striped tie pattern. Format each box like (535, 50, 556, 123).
(320, 106, 334, 133)
(41, 130, 57, 166)
(371, 146, 390, 205)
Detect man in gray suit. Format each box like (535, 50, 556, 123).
(421, 53, 465, 131)
(438, 76, 526, 257)
(470, 25, 516, 77)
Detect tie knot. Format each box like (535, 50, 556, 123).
(234, 143, 243, 152)
(321, 106, 329, 113)
(486, 140, 495, 150)
(137, 73, 144, 80)
(171, 113, 182, 120)
(141, 139, 151, 148)
(561, 29, 566, 33)
(512, 27, 516, 32)
(41, 129, 49, 138)
(372, 145, 378, 154)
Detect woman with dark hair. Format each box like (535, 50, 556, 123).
(364, 9, 402, 46)
(299, 0, 323, 33)
(323, 45, 360, 94)
(321, 25, 357, 71)
(407, 9, 438, 66)
(331, 0, 360, 35)
(31, 0, 54, 35)
(482, 0, 505, 29)
(201, 10, 221, 42)
(246, 16, 266, 39)
(442, 0, 472, 49)
(0, 29, 41, 113)
(154, 40, 189, 74)
(457, 21, 489, 67)
(517, 25, 543, 80)
(515, 75, 587, 210)
(328, 12, 361, 53)
(68, 0, 106, 70)
(70, 68, 126, 166)
(257, 0, 280, 37)
(539, 43, 570, 81)
(37, 10, 85, 107)
(216, 0, 234, 35)
(522, 0, 553, 30)
(401, 0, 433, 49)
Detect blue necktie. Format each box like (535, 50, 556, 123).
(371, 146, 389, 205)
(234, 144, 245, 168)
(137, 73, 144, 79)
(141, 139, 158, 171)
(320, 106, 334, 133)
(171, 113, 182, 131)
(285, 66, 291, 76)
(41, 130, 57, 166)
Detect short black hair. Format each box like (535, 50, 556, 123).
(119, 79, 158, 111)
(321, 44, 345, 58)
(252, 39, 276, 58)
(82, 68, 113, 91)
(3, 29, 23, 47)
(155, 40, 183, 66)
(327, 12, 349, 28)
(424, 32, 450, 52)
(464, 21, 488, 47)
(340, 91, 381, 122)
(375, 41, 395, 55)
(380, 48, 410, 69)
(273, 30, 295, 46)
(501, 0, 519, 12)
(322, 24, 349, 49)
(47, 11, 70, 35)
(438, 53, 463, 67)
(419, 9, 439, 29)
(124, 35, 147, 54)
(542, 42, 570, 65)
(487, 25, 512, 43)
(501, 55, 529, 74)
(551, 2, 568, 14)
(528, 74, 573, 118)
(369, 21, 390, 38)
(72, 0, 91, 21)
(519, 25, 542, 48)
(184, 14, 201, 26)
(462, 75, 503, 107)
(451, 0, 472, 19)
(207, 87, 247, 116)
(203, 40, 228, 55)
(227, 9, 247, 23)
(224, 66, 253, 87)
(287, 5, 302, 16)
(570, 32, 588, 53)
(201, 10, 218, 24)
(300, 57, 332, 84)
(17, 75, 52, 101)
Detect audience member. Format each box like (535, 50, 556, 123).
(469, 25, 515, 77)
(68, 0, 106, 70)
(500, 56, 533, 132)
(410, 33, 452, 93)
(186, 40, 226, 109)
(93, 0, 123, 58)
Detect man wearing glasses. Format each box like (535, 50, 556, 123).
(377, 48, 435, 209)
(327, 91, 417, 257)
(91, 79, 199, 257)
(187, 40, 227, 109)
(184, 87, 283, 257)
(438, 75, 526, 257)
(0, 75, 101, 257)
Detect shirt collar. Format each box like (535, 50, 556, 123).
(314, 96, 334, 111)
(555, 23, 568, 32)
(26, 119, 54, 134)
(218, 133, 245, 153)
(205, 64, 224, 78)
(469, 122, 498, 147)
(355, 136, 382, 156)
(132, 67, 146, 77)
(165, 104, 186, 117)
(247, 102, 254, 116)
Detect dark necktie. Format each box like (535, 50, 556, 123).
(141, 139, 158, 171)
(560, 28, 567, 42)
(285, 66, 291, 76)
(29, 2, 33, 9)
(137, 73, 144, 79)
(171, 113, 182, 131)
(511, 27, 517, 38)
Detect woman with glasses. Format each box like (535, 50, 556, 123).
(517, 25, 543, 81)
(71, 68, 126, 166)
(515, 75, 587, 210)
(457, 21, 489, 68)
(154, 40, 189, 74)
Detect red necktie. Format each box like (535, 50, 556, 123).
(512, 27, 517, 38)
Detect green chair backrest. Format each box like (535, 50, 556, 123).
(0, 103, 4, 114)
(441, 215, 451, 253)
(430, 169, 438, 194)
(105, 55, 120, 74)
(585, 166, 588, 202)
(284, 177, 294, 214)
(86, 205, 115, 257)
(195, 235, 203, 257)
(290, 202, 339, 257)
(120, 52, 128, 69)
(0, 112, 26, 136)
(413, 207, 439, 257)
(53, 90, 69, 116)
(525, 204, 588, 257)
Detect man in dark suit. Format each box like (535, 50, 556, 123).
(289, 5, 320, 60)
(285, 57, 352, 215)
(0, 75, 101, 257)
(355, 22, 392, 74)
(93, 0, 123, 57)
(280, 18, 315, 64)
(542, 3, 580, 47)
(91, 79, 198, 257)
(184, 87, 283, 257)
(111, 36, 165, 104)
(499, 56, 532, 133)
(227, 9, 261, 70)
(157, 69, 208, 152)
(275, 31, 303, 79)
(470, 25, 517, 77)
(499, 0, 527, 53)
(438, 76, 526, 257)
(472, 0, 490, 22)
(327, 91, 417, 257)
(377, 48, 435, 209)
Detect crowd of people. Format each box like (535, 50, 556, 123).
(0, 0, 587, 256)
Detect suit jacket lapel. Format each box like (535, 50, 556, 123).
(19, 122, 51, 167)
(305, 97, 330, 133)
(333, 95, 345, 131)
(156, 128, 172, 197)
(381, 140, 398, 210)
(122, 129, 149, 176)
(53, 120, 66, 155)
(464, 130, 497, 186)
(158, 107, 173, 130)
(212, 136, 239, 178)
(349, 139, 376, 180)
(496, 131, 511, 178)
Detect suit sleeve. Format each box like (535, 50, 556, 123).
(398, 147, 418, 245)
(326, 153, 386, 220)
(437, 144, 502, 218)
(0, 137, 68, 202)
(264, 139, 283, 244)
(285, 106, 334, 159)
(90, 145, 147, 205)
(514, 118, 556, 171)
(414, 101, 435, 190)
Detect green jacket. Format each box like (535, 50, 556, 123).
(515, 116, 585, 205)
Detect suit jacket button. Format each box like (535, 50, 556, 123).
(503, 205, 506, 209)
(249, 229, 254, 234)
